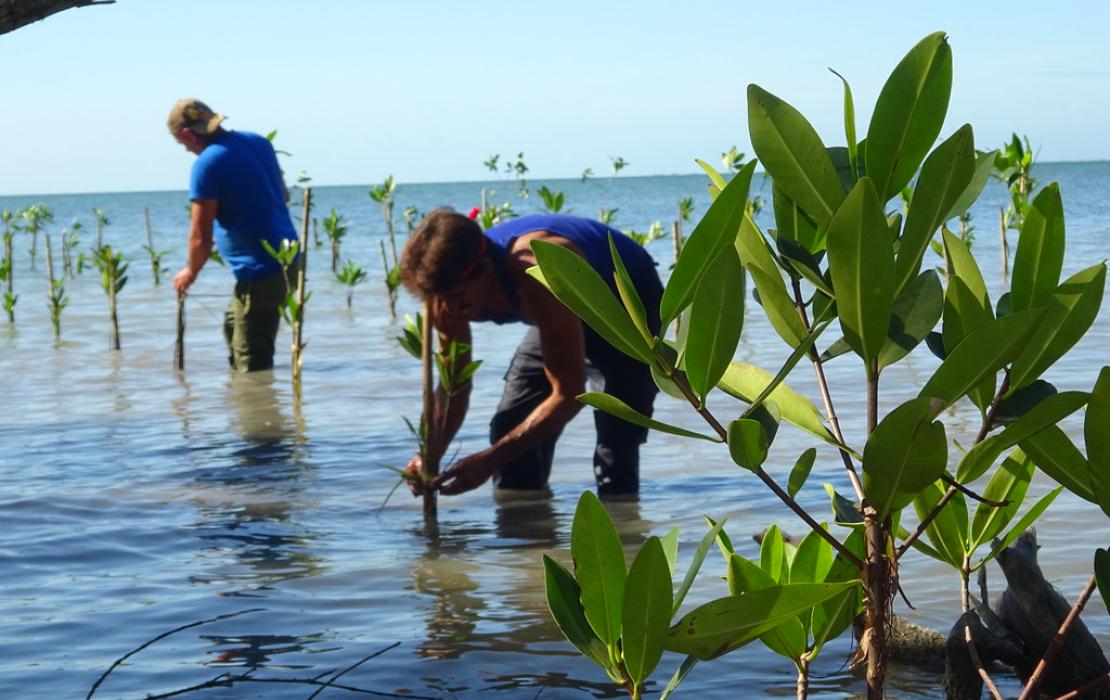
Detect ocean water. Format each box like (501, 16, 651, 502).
(1, 164, 1108, 699)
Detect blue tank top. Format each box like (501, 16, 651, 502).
(484, 214, 660, 325)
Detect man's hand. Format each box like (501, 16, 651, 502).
(172, 266, 198, 295)
(403, 454, 428, 496)
(432, 452, 500, 496)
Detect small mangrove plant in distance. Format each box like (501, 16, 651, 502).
(335, 259, 367, 308)
(43, 233, 67, 341)
(369, 175, 399, 269)
(321, 208, 348, 274)
(532, 32, 1107, 699)
(93, 244, 128, 350)
(19, 203, 53, 271)
(263, 187, 311, 394)
(142, 207, 169, 285)
(1, 209, 16, 322)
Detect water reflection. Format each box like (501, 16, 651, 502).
(202, 631, 325, 672)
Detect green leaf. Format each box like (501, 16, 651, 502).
(826, 177, 895, 370)
(718, 362, 837, 446)
(659, 655, 699, 700)
(747, 84, 845, 228)
(660, 162, 755, 325)
(825, 483, 864, 526)
(979, 486, 1063, 567)
(621, 537, 673, 686)
(956, 391, 1089, 483)
(791, 527, 834, 585)
(543, 555, 611, 671)
(865, 32, 953, 203)
(608, 235, 652, 345)
(694, 159, 728, 191)
(760, 524, 787, 583)
(968, 449, 1033, 553)
(772, 185, 823, 254)
(829, 68, 859, 183)
(788, 448, 818, 498)
(862, 397, 948, 518)
(996, 380, 1058, 425)
(528, 241, 651, 363)
(672, 518, 729, 618)
(1009, 263, 1107, 391)
(810, 530, 864, 656)
(727, 553, 807, 660)
(1021, 426, 1095, 502)
(1011, 183, 1066, 313)
(1095, 550, 1110, 614)
(685, 246, 745, 401)
(912, 480, 967, 568)
(894, 124, 975, 294)
(665, 582, 858, 660)
(943, 150, 997, 223)
(577, 392, 721, 442)
(1087, 367, 1110, 518)
(878, 269, 943, 370)
(729, 417, 771, 471)
(570, 491, 626, 646)
(919, 308, 1045, 416)
(660, 527, 680, 577)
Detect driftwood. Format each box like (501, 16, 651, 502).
(0, 0, 114, 35)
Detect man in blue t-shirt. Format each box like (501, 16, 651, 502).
(168, 98, 297, 372)
(400, 209, 663, 498)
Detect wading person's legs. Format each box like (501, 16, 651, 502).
(223, 271, 285, 372)
(589, 339, 657, 496)
(490, 328, 563, 491)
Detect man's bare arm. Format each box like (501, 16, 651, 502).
(172, 199, 218, 294)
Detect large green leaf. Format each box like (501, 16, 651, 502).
(529, 241, 650, 363)
(791, 527, 834, 585)
(578, 392, 721, 442)
(919, 308, 1044, 416)
(772, 185, 823, 253)
(941, 232, 997, 412)
(862, 397, 948, 518)
(608, 235, 652, 344)
(659, 655, 699, 700)
(1021, 426, 1095, 502)
(729, 417, 772, 471)
(788, 448, 818, 499)
(956, 391, 1089, 483)
(865, 32, 953, 204)
(1009, 263, 1107, 391)
(686, 246, 745, 402)
(968, 449, 1033, 553)
(894, 124, 975, 293)
(718, 362, 836, 444)
(912, 480, 968, 568)
(738, 216, 807, 347)
(571, 491, 627, 646)
(660, 162, 755, 325)
(727, 553, 807, 660)
(878, 269, 943, 370)
(760, 524, 787, 583)
(748, 84, 845, 228)
(621, 537, 673, 686)
(1011, 183, 1065, 313)
(543, 555, 612, 672)
(943, 149, 997, 223)
(1087, 367, 1110, 517)
(672, 518, 729, 618)
(826, 177, 895, 370)
(830, 68, 859, 183)
(665, 582, 858, 660)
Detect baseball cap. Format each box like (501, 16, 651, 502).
(167, 98, 226, 135)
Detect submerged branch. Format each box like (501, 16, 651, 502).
(1018, 574, 1100, 700)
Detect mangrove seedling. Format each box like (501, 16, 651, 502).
(598, 208, 618, 227)
(506, 152, 529, 198)
(610, 155, 629, 175)
(1, 209, 16, 322)
(993, 133, 1039, 278)
(478, 201, 516, 230)
(402, 205, 422, 235)
(93, 244, 128, 350)
(43, 233, 67, 341)
(19, 203, 53, 271)
(581, 167, 594, 182)
(379, 240, 400, 323)
(538, 185, 566, 214)
(674, 197, 695, 261)
(335, 259, 368, 308)
(483, 154, 500, 173)
(533, 32, 1106, 699)
(92, 208, 109, 250)
(369, 175, 399, 271)
(264, 186, 311, 393)
(143, 209, 168, 285)
(625, 220, 665, 247)
(321, 208, 348, 274)
(62, 219, 82, 279)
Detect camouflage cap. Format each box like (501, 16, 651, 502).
(167, 98, 226, 136)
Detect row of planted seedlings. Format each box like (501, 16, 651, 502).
(528, 31, 1109, 700)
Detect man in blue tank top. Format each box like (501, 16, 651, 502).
(167, 98, 298, 372)
(400, 209, 663, 497)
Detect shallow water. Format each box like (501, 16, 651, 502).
(2, 166, 1109, 698)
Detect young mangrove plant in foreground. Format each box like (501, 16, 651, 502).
(43, 233, 67, 341)
(1, 209, 16, 322)
(533, 31, 1107, 699)
(263, 188, 311, 395)
(93, 244, 128, 350)
(335, 259, 368, 308)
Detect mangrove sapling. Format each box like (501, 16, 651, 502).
(993, 134, 1039, 278)
(537, 185, 566, 214)
(335, 259, 368, 308)
(262, 187, 311, 393)
(43, 233, 67, 341)
(62, 219, 81, 279)
(369, 176, 399, 268)
(19, 203, 53, 271)
(506, 152, 529, 198)
(477, 201, 516, 230)
(1, 209, 15, 322)
(402, 205, 422, 235)
(598, 207, 618, 227)
(93, 244, 128, 350)
(532, 32, 1107, 699)
(142, 207, 169, 285)
(625, 221, 665, 248)
(321, 208, 348, 274)
(92, 208, 109, 250)
(379, 240, 400, 323)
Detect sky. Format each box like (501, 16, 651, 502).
(1, 1, 1108, 196)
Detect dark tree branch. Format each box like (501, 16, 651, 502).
(0, 0, 114, 36)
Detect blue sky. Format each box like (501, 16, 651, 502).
(1, 1, 1107, 195)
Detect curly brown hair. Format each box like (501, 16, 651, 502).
(399, 207, 486, 298)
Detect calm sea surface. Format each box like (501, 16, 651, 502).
(2, 165, 1109, 699)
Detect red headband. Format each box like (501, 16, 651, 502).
(457, 236, 488, 282)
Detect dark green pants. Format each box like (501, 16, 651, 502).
(223, 271, 286, 372)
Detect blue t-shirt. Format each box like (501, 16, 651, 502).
(190, 130, 297, 281)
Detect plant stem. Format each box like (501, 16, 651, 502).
(421, 302, 438, 520)
(4, 231, 13, 323)
(45, 233, 59, 339)
(867, 359, 879, 435)
(796, 657, 809, 700)
(379, 240, 396, 323)
(999, 206, 1009, 280)
(862, 509, 892, 700)
(144, 207, 159, 285)
(291, 188, 311, 396)
(174, 293, 185, 371)
(962, 558, 1004, 700)
(1017, 574, 1099, 700)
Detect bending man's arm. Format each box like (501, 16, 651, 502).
(172, 199, 218, 294)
